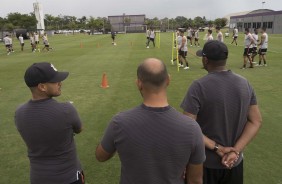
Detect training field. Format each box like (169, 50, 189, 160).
(0, 32, 282, 184)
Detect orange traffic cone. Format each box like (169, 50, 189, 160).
(100, 73, 109, 88)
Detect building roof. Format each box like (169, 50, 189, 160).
(108, 14, 146, 18)
(230, 9, 282, 19)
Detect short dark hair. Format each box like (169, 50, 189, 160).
(137, 60, 168, 88)
(216, 27, 220, 30)
(208, 30, 212, 34)
(245, 28, 249, 32)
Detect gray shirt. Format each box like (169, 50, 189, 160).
(15, 98, 82, 184)
(101, 104, 205, 184)
(181, 70, 257, 169)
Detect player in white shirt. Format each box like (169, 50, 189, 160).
(187, 28, 193, 46)
(241, 28, 254, 69)
(171, 30, 182, 65)
(146, 29, 150, 45)
(231, 27, 239, 45)
(206, 30, 213, 42)
(3, 35, 12, 55)
(194, 29, 200, 47)
(18, 34, 24, 51)
(257, 27, 269, 66)
(42, 33, 53, 52)
(251, 29, 259, 64)
(216, 27, 224, 42)
(30, 33, 36, 52)
(178, 31, 189, 69)
(146, 28, 155, 48)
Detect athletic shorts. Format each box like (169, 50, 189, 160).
(150, 38, 155, 41)
(35, 41, 39, 44)
(234, 36, 238, 39)
(45, 44, 49, 47)
(111, 36, 115, 40)
(195, 38, 199, 41)
(243, 48, 253, 56)
(179, 50, 187, 58)
(252, 47, 257, 54)
(5, 44, 11, 48)
(21, 43, 24, 46)
(187, 36, 191, 40)
(258, 48, 267, 55)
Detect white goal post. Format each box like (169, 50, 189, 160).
(125, 25, 147, 33)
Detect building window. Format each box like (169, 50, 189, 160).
(268, 22, 273, 29)
(248, 23, 251, 28)
(244, 23, 248, 28)
(253, 22, 257, 28)
(263, 22, 267, 28)
(257, 22, 261, 28)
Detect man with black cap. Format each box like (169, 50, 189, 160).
(181, 41, 262, 184)
(15, 62, 84, 184)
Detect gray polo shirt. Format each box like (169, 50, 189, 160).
(181, 70, 257, 169)
(15, 98, 82, 184)
(101, 104, 205, 184)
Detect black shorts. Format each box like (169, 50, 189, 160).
(45, 44, 49, 47)
(203, 161, 243, 184)
(252, 47, 258, 55)
(243, 48, 253, 56)
(21, 43, 24, 46)
(5, 44, 11, 48)
(195, 38, 199, 41)
(233, 36, 238, 39)
(179, 50, 187, 58)
(35, 41, 39, 44)
(70, 171, 85, 184)
(258, 48, 267, 55)
(150, 38, 155, 41)
(187, 36, 191, 40)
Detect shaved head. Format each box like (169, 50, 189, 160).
(137, 58, 169, 90)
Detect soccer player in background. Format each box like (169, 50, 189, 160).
(179, 31, 190, 70)
(34, 32, 40, 51)
(187, 27, 193, 46)
(257, 27, 269, 66)
(216, 27, 224, 42)
(146, 28, 155, 48)
(30, 33, 36, 52)
(251, 29, 259, 64)
(241, 28, 254, 69)
(206, 30, 213, 42)
(19, 34, 25, 51)
(231, 27, 239, 45)
(194, 28, 200, 47)
(111, 31, 117, 46)
(42, 33, 52, 52)
(3, 35, 12, 55)
(146, 29, 150, 46)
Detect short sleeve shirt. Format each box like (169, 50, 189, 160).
(181, 71, 257, 169)
(15, 98, 82, 184)
(101, 104, 205, 184)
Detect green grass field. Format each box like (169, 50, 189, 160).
(1, 32, 282, 184)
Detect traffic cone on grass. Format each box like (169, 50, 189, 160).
(100, 73, 109, 88)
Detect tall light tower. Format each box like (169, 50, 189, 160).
(33, 2, 45, 33)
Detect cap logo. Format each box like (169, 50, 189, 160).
(50, 64, 58, 71)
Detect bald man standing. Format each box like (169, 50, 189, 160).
(96, 58, 205, 184)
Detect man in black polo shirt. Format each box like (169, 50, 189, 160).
(181, 41, 262, 184)
(96, 58, 206, 184)
(15, 62, 84, 184)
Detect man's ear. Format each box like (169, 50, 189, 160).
(136, 79, 142, 90)
(166, 74, 171, 86)
(37, 83, 47, 92)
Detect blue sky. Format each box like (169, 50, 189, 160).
(1, 0, 281, 19)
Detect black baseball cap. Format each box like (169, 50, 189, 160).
(24, 62, 69, 87)
(196, 40, 228, 60)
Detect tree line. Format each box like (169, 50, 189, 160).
(0, 12, 228, 32)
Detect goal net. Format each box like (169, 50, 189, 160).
(125, 25, 147, 33)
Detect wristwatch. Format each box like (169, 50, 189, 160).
(213, 143, 219, 152)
